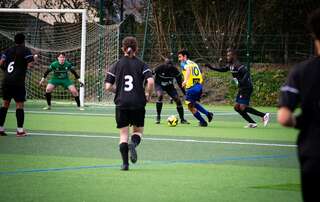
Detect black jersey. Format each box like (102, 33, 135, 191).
(209, 61, 253, 90)
(1, 45, 33, 86)
(105, 56, 153, 109)
(279, 56, 320, 156)
(154, 63, 183, 87)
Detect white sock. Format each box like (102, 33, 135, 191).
(17, 128, 24, 133)
(0, 126, 4, 132)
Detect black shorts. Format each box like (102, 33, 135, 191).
(236, 88, 253, 105)
(155, 83, 178, 98)
(115, 107, 146, 128)
(2, 83, 26, 102)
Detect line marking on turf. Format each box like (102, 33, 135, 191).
(0, 154, 295, 175)
(8, 109, 243, 117)
(6, 131, 297, 148)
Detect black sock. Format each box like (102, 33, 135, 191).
(245, 107, 265, 117)
(236, 109, 256, 123)
(45, 93, 51, 106)
(16, 108, 24, 128)
(156, 102, 163, 118)
(131, 134, 141, 147)
(0, 107, 8, 126)
(176, 104, 184, 120)
(119, 143, 129, 165)
(74, 96, 80, 107)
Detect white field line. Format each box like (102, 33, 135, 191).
(6, 131, 296, 148)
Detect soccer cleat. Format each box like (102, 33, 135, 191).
(128, 143, 137, 164)
(207, 112, 214, 122)
(43, 106, 51, 110)
(263, 113, 270, 127)
(180, 119, 190, 124)
(199, 121, 208, 127)
(121, 164, 129, 171)
(244, 123, 257, 128)
(79, 107, 85, 111)
(155, 116, 160, 124)
(0, 131, 7, 136)
(16, 130, 27, 137)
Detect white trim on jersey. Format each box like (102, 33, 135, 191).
(281, 85, 299, 94)
(143, 69, 152, 74)
(107, 72, 115, 77)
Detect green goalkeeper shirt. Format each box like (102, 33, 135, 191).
(49, 60, 74, 80)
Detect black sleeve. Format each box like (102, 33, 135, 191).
(279, 66, 300, 111)
(70, 69, 80, 79)
(143, 64, 153, 79)
(43, 69, 52, 78)
(205, 63, 229, 72)
(24, 48, 34, 64)
(105, 63, 116, 84)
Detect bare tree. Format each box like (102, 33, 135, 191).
(191, 0, 246, 63)
(0, 0, 24, 8)
(33, 0, 97, 23)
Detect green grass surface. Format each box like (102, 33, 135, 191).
(0, 101, 301, 202)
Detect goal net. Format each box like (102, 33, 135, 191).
(0, 8, 119, 106)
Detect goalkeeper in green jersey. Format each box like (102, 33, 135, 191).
(39, 52, 84, 110)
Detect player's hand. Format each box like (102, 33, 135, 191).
(78, 79, 84, 87)
(39, 77, 45, 86)
(145, 92, 151, 102)
(204, 63, 211, 68)
(182, 80, 187, 88)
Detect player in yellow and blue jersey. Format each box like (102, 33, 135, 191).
(178, 50, 213, 127)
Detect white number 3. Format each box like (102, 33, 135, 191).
(124, 75, 133, 91)
(7, 62, 14, 73)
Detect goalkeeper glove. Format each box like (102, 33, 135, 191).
(78, 79, 84, 87)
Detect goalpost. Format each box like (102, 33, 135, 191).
(0, 8, 120, 106)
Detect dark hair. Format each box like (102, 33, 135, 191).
(226, 48, 238, 55)
(122, 36, 138, 56)
(177, 49, 190, 59)
(308, 8, 320, 40)
(57, 52, 66, 57)
(14, 33, 25, 45)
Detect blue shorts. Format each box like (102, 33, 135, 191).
(185, 83, 202, 104)
(235, 89, 252, 105)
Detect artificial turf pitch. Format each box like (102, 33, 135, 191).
(0, 101, 300, 202)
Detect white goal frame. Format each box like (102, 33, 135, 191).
(0, 8, 87, 107)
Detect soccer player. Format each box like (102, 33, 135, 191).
(105, 36, 154, 171)
(278, 8, 320, 202)
(39, 53, 84, 110)
(205, 49, 270, 128)
(178, 50, 213, 127)
(154, 58, 189, 124)
(0, 33, 34, 137)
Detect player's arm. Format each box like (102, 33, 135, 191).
(277, 66, 300, 128)
(205, 63, 229, 72)
(174, 69, 186, 95)
(39, 65, 53, 85)
(0, 52, 7, 70)
(143, 64, 154, 102)
(105, 64, 116, 93)
(70, 67, 84, 87)
(25, 49, 35, 69)
(182, 65, 191, 88)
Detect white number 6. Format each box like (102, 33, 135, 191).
(124, 75, 133, 91)
(7, 62, 14, 73)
